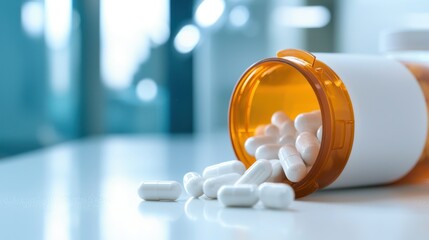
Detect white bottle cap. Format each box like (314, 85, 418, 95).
(379, 29, 429, 52)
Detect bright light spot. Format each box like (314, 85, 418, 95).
(45, 0, 72, 49)
(48, 49, 71, 94)
(274, 6, 330, 28)
(44, 0, 72, 95)
(21, 1, 44, 37)
(150, 23, 170, 46)
(174, 24, 200, 54)
(101, 0, 170, 90)
(195, 0, 225, 28)
(136, 78, 158, 102)
(229, 5, 250, 27)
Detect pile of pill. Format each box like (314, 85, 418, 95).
(138, 160, 294, 210)
(138, 110, 322, 210)
(245, 110, 322, 182)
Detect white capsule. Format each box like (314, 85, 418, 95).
(278, 145, 307, 182)
(271, 111, 291, 127)
(296, 132, 320, 166)
(218, 184, 259, 208)
(294, 110, 322, 134)
(279, 120, 297, 137)
(317, 125, 323, 142)
(235, 159, 272, 185)
(138, 181, 182, 201)
(202, 160, 246, 179)
(266, 160, 286, 182)
(244, 135, 277, 156)
(278, 134, 295, 146)
(264, 124, 280, 137)
(255, 143, 281, 160)
(203, 173, 241, 199)
(258, 183, 294, 210)
(254, 124, 266, 136)
(183, 172, 204, 198)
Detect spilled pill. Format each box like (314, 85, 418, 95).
(235, 159, 272, 185)
(266, 159, 286, 183)
(183, 172, 204, 198)
(202, 160, 246, 179)
(138, 181, 182, 201)
(203, 173, 241, 199)
(258, 182, 294, 210)
(138, 108, 322, 208)
(218, 184, 259, 207)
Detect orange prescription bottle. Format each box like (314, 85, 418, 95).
(228, 48, 429, 198)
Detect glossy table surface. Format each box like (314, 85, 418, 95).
(1, 133, 429, 240)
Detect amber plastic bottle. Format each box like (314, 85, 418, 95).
(229, 48, 428, 198)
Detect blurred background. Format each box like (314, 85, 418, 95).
(1, 0, 429, 157)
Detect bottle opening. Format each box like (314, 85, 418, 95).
(230, 60, 321, 165)
(229, 49, 355, 197)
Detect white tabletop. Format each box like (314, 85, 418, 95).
(1, 133, 428, 240)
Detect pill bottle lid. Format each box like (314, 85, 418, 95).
(379, 29, 429, 53)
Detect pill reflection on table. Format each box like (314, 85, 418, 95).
(218, 207, 263, 229)
(138, 201, 184, 221)
(203, 197, 222, 222)
(184, 198, 205, 221)
(218, 207, 296, 232)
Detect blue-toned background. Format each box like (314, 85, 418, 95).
(1, 0, 429, 157)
